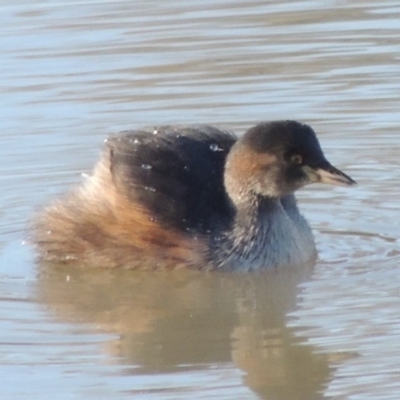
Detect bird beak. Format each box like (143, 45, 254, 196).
(303, 161, 356, 187)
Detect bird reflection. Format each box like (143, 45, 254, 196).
(36, 262, 330, 399)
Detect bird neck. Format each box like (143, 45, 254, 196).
(233, 194, 279, 239)
(210, 194, 315, 271)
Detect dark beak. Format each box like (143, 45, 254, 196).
(303, 161, 356, 187)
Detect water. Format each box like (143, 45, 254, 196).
(2, 0, 400, 398)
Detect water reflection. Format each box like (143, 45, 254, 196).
(36, 263, 329, 399)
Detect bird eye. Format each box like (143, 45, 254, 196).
(291, 154, 303, 165)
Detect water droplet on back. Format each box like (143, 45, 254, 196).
(209, 143, 223, 152)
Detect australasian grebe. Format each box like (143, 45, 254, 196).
(32, 121, 355, 271)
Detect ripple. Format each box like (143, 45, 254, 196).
(289, 228, 400, 399)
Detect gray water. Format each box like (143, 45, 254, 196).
(2, 0, 400, 398)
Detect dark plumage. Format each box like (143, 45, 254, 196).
(32, 121, 355, 271)
(108, 126, 235, 233)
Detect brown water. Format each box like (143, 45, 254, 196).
(2, 0, 400, 398)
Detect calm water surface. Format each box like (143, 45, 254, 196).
(2, 0, 400, 399)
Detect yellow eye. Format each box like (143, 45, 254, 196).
(291, 154, 303, 165)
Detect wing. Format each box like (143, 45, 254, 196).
(105, 125, 237, 233)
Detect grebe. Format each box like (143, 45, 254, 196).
(32, 121, 355, 271)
